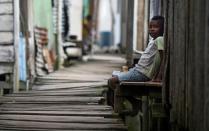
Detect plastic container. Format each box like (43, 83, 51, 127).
(100, 31, 112, 47)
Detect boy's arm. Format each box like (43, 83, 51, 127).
(152, 50, 164, 82)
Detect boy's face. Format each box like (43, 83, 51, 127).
(148, 20, 161, 39)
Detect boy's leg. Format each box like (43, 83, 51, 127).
(108, 77, 119, 90)
(107, 77, 119, 107)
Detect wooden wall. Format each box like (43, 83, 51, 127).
(164, 0, 209, 130)
(0, 0, 14, 75)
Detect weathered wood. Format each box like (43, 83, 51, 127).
(0, 55, 127, 130)
(114, 81, 163, 131)
(7, 88, 105, 94)
(5, 91, 102, 97)
(164, 0, 209, 130)
(126, 0, 135, 67)
(204, 1, 209, 131)
(32, 81, 106, 90)
(0, 46, 14, 62)
(0, 32, 13, 44)
(0, 96, 104, 103)
(0, 15, 13, 31)
(0, 82, 12, 89)
(0, 110, 117, 117)
(120, 81, 162, 87)
(136, 0, 145, 50)
(0, 120, 127, 130)
(0, 0, 12, 3)
(0, 3, 13, 15)
(0, 63, 13, 74)
(13, 0, 20, 93)
(0, 104, 112, 111)
(0, 115, 121, 124)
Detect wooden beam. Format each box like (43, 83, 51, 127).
(0, 0, 13, 3)
(13, 0, 20, 93)
(0, 64, 13, 74)
(0, 3, 13, 15)
(126, 0, 135, 67)
(136, 0, 145, 51)
(57, 0, 65, 69)
(0, 15, 13, 31)
(0, 32, 13, 44)
(0, 46, 14, 62)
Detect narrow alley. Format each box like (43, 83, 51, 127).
(0, 54, 128, 130)
(0, 0, 209, 131)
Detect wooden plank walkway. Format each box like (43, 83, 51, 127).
(0, 55, 127, 131)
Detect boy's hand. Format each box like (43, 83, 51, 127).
(151, 78, 162, 82)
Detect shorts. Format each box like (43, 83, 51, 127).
(112, 67, 150, 82)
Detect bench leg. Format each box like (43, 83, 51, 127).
(106, 88, 114, 107)
(142, 96, 149, 131)
(0, 87, 3, 96)
(114, 85, 123, 113)
(124, 96, 142, 116)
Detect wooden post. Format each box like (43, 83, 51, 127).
(114, 84, 123, 113)
(13, 0, 20, 93)
(143, 0, 150, 48)
(126, 0, 134, 67)
(136, 0, 145, 51)
(27, 0, 36, 79)
(57, 0, 65, 69)
(0, 84, 3, 96)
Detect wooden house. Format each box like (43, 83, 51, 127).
(120, 0, 209, 130)
(0, 0, 19, 94)
(0, 0, 65, 94)
(163, 0, 209, 130)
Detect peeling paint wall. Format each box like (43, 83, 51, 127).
(33, 0, 55, 50)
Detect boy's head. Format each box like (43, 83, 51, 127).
(149, 16, 164, 39)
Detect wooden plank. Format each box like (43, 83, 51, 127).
(204, 1, 209, 131)
(0, 96, 104, 103)
(13, 0, 20, 93)
(0, 15, 13, 31)
(0, 45, 14, 62)
(35, 79, 102, 84)
(6, 88, 105, 94)
(5, 91, 102, 97)
(32, 82, 106, 90)
(136, 0, 145, 50)
(1, 103, 112, 109)
(0, 128, 46, 131)
(0, 3, 13, 15)
(0, 53, 127, 130)
(0, 104, 112, 111)
(0, 63, 13, 74)
(0, 32, 13, 44)
(120, 81, 162, 87)
(37, 75, 109, 82)
(0, 110, 117, 117)
(0, 82, 12, 89)
(0, 120, 127, 130)
(0, 0, 12, 3)
(0, 115, 122, 124)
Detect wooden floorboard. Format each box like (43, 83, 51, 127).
(0, 104, 112, 111)
(0, 55, 127, 130)
(0, 115, 122, 124)
(0, 120, 127, 130)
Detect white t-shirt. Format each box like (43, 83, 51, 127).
(135, 36, 164, 79)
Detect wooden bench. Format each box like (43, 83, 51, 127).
(113, 81, 166, 131)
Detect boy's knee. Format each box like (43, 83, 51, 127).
(108, 77, 119, 90)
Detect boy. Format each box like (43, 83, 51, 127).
(107, 16, 164, 112)
(108, 16, 164, 89)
